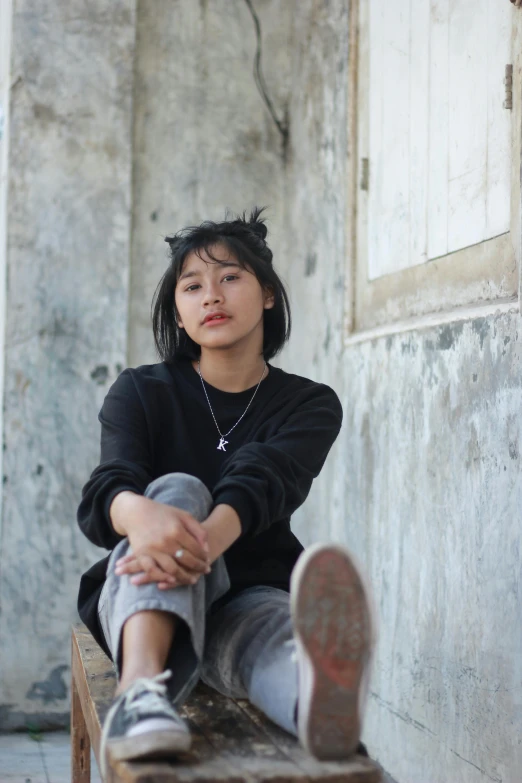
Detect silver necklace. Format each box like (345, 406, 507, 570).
(197, 359, 267, 451)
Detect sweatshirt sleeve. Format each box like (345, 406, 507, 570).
(211, 383, 343, 539)
(76, 369, 154, 549)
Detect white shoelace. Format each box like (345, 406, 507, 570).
(100, 670, 180, 778)
(122, 671, 180, 721)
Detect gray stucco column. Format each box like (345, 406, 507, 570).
(0, 1, 137, 729)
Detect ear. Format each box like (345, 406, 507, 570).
(175, 306, 184, 329)
(263, 287, 275, 310)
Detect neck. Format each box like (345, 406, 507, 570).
(194, 350, 267, 393)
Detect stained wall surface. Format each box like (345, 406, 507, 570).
(0, 0, 137, 728)
(278, 2, 522, 782)
(128, 0, 292, 365)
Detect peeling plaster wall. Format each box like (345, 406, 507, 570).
(128, 0, 292, 365)
(0, 1, 136, 729)
(279, 2, 522, 781)
(0, 1, 13, 565)
(279, 0, 351, 543)
(339, 316, 522, 783)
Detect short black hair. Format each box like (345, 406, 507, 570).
(152, 207, 291, 362)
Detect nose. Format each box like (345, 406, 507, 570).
(202, 280, 223, 306)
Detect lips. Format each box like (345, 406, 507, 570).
(202, 312, 230, 324)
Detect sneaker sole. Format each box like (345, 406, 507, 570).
(107, 728, 192, 764)
(290, 542, 373, 760)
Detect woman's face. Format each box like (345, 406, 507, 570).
(174, 243, 274, 352)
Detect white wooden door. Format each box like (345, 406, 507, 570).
(366, 0, 512, 281)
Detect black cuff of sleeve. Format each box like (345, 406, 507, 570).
(103, 486, 142, 540)
(212, 488, 255, 538)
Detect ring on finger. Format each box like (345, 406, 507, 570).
(175, 549, 184, 559)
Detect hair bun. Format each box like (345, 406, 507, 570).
(249, 221, 268, 240)
(244, 206, 269, 240)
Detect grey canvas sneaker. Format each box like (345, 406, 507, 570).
(289, 542, 375, 760)
(100, 670, 191, 777)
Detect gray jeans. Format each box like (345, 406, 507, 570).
(98, 472, 299, 736)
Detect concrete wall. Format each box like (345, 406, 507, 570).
(279, 2, 522, 782)
(0, 0, 136, 729)
(128, 0, 292, 364)
(0, 0, 13, 570)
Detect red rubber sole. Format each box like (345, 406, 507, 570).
(291, 546, 372, 760)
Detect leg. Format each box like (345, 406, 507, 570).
(201, 586, 299, 736)
(97, 473, 232, 774)
(201, 543, 374, 760)
(99, 472, 231, 705)
(117, 610, 177, 694)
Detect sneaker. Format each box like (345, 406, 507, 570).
(100, 670, 191, 777)
(289, 542, 375, 760)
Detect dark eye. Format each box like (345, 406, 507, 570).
(186, 284, 200, 291)
(223, 275, 238, 282)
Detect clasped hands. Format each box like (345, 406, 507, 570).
(112, 495, 212, 590)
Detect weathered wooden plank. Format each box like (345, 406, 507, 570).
(365, 0, 511, 277)
(368, 0, 411, 279)
(182, 681, 290, 761)
(179, 680, 306, 780)
(232, 698, 382, 783)
(113, 756, 374, 783)
(72, 624, 117, 769)
(73, 624, 382, 782)
(486, 0, 512, 238)
(447, 0, 488, 251)
(409, 0, 430, 270)
(367, 0, 385, 281)
(71, 667, 91, 783)
(109, 757, 256, 783)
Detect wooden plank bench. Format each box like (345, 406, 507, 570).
(71, 623, 382, 783)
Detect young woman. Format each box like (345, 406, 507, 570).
(76, 208, 374, 774)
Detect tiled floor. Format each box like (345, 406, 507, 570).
(0, 731, 101, 783)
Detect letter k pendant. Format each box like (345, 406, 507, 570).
(217, 437, 228, 451)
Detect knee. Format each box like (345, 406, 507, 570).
(144, 472, 213, 518)
(146, 472, 209, 495)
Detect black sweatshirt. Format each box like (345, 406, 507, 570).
(77, 355, 343, 657)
